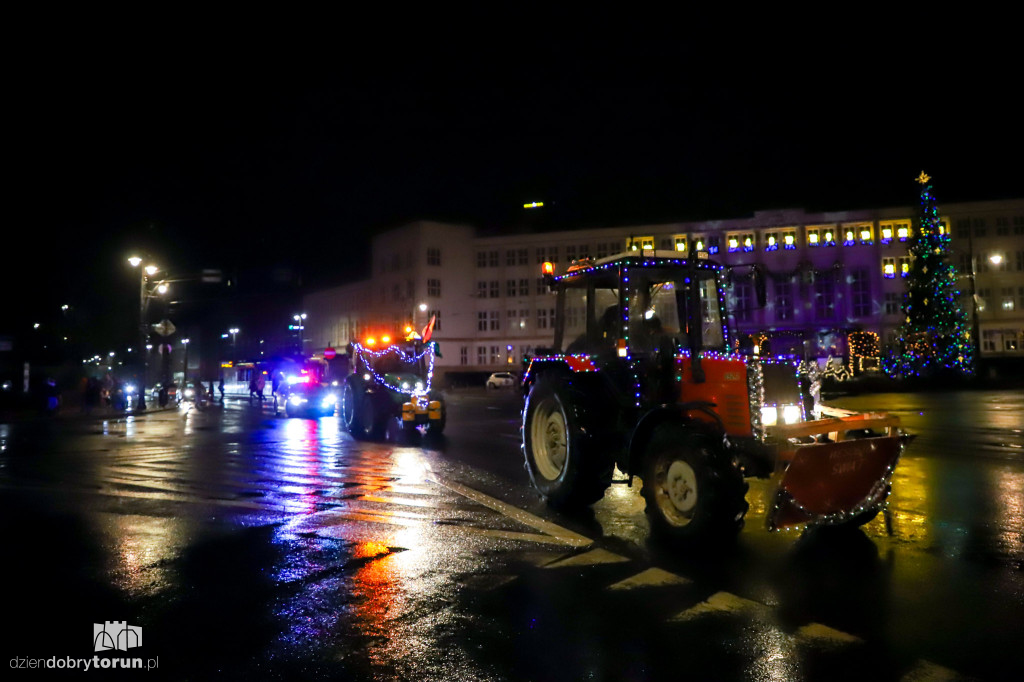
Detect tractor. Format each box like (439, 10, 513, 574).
(342, 339, 446, 440)
(521, 250, 908, 544)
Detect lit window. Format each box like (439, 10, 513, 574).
(881, 226, 894, 243)
(883, 258, 896, 279)
(807, 229, 820, 246)
(742, 234, 754, 252)
(674, 236, 687, 252)
(765, 233, 778, 252)
(897, 224, 911, 241)
(694, 237, 705, 251)
(728, 236, 740, 252)
(899, 257, 911, 277)
(823, 230, 836, 246)
(783, 233, 796, 249)
(844, 230, 855, 246)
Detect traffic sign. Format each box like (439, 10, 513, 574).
(323, 347, 336, 360)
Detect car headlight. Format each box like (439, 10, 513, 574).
(782, 404, 802, 424)
(760, 406, 778, 426)
(321, 394, 338, 408)
(124, 384, 136, 394)
(184, 388, 195, 398)
(289, 396, 307, 405)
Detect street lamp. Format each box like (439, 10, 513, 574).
(181, 338, 190, 386)
(225, 328, 240, 364)
(291, 313, 307, 353)
(129, 256, 162, 410)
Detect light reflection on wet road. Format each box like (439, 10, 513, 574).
(0, 388, 1021, 680)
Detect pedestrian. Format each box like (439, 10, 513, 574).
(218, 373, 225, 402)
(256, 372, 266, 404)
(248, 375, 258, 405)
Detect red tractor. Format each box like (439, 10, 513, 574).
(521, 250, 908, 544)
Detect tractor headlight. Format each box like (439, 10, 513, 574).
(320, 394, 338, 408)
(760, 406, 778, 426)
(782, 404, 802, 424)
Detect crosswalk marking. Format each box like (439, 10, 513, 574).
(607, 567, 691, 590)
(899, 660, 965, 682)
(432, 476, 592, 548)
(545, 548, 630, 568)
(670, 590, 772, 621)
(794, 622, 863, 646)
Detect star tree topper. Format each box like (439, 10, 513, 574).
(916, 170, 931, 185)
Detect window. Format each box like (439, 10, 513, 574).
(782, 231, 796, 250)
(808, 226, 836, 246)
(489, 311, 500, 330)
(1016, 251, 1024, 272)
(956, 219, 970, 238)
(578, 244, 589, 258)
(844, 224, 873, 245)
(626, 236, 654, 252)
(899, 256, 912, 278)
(596, 243, 609, 259)
(885, 292, 900, 315)
(727, 233, 753, 253)
(518, 248, 529, 265)
(489, 250, 499, 268)
(673, 235, 688, 253)
(814, 277, 835, 320)
(536, 247, 547, 264)
(537, 308, 553, 329)
(996, 217, 1009, 236)
(506, 250, 517, 266)
(536, 277, 547, 295)
(477, 312, 488, 332)
(732, 281, 752, 323)
(506, 279, 517, 297)
(850, 268, 871, 318)
(427, 279, 441, 297)
(566, 245, 576, 263)
(883, 258, 896, 279)
(460, 346, 468, 366)
(519, 309, 529, 329)
(1014, 217, 1024, 235)
(659, 238, 672, 251)
(707, 236, 720, 254)
(427, 247, 441, 266)
(806, 227, 820, 247)
(428, 310, 441, 331)
(764, 232, 779, 252)
(477, 281, 487, 298)
(973, 219, 987, 237)
(519, 278, 530, 296)
(477, 347, 487, 365)
(490, 346, 502, 364)
(775, 279, 793, 321)
(549, 246, 559, 263)
(476, 251, 488, 268)
(489, 281, 499, 298)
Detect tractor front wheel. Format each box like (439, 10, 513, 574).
(641, 427, 748, 545)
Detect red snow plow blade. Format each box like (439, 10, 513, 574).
(764, 410, 906, 531)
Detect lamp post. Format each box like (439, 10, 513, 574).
(181, 338, 190, 386)
(292, 313, 306, 353)
(128, 256, 160, 410)
(227, 328, 239, 363)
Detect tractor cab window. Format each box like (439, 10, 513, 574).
(626, 270, 725, 355)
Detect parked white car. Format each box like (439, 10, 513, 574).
(486, 372, 518, 389)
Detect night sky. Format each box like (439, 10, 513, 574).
(7, 17, 1020, 352)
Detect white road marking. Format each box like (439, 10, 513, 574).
(544, 548, 630, 568)
(795, 622, 863, 646)
(607, 567, 691, 590)
(431, 477, 592, 548)
(670, 591, 772, 621)
(900, 660, 967, 682)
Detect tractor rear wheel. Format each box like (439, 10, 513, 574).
(341, 380, 364, 436)
(522, 376, 612, 508)
(641, 426, 748, 545)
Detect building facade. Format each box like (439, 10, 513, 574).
(303, 200, 1024, 383)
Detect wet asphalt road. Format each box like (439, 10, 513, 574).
(0, 388, 1021, 681)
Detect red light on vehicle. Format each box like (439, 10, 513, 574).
(365, 337, 376, 347)
(381, 335, 391, 344)
(542, 261, 555, 276)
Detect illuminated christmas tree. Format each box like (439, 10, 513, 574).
(886, 172, 975, 378)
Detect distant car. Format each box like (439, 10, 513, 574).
(486, 372, 518, 389)
(284, 382, 339, 418)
